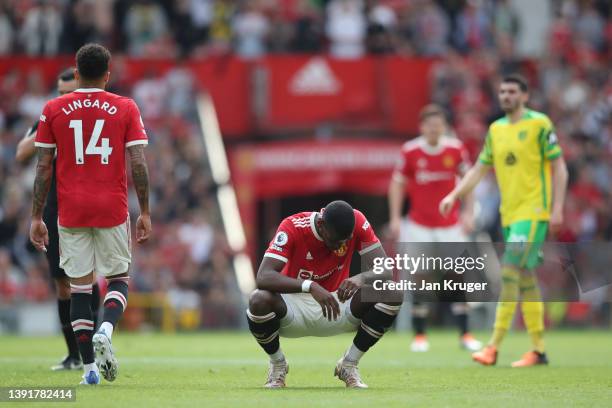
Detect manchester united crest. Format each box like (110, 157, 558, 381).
(442, 155, 455, 168)
(334, 242, 348, 257)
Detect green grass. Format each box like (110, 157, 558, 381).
(1, 330, 611, 407)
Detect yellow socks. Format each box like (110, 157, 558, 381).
(490, 266, 519, 347)
(520, 273, 545, 353)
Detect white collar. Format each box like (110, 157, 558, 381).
(74, 88, 104, 93)
(310, 212, 323, 241)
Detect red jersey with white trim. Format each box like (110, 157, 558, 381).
(393, 136, 470, 227)
(264, 209, 381, 292)
(35, 88, 148, 228)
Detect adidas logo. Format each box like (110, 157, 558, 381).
(289, 57, 341, 95)
(306, 252, 313, 260)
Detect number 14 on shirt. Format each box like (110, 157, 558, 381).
(69, 119, 113, 165)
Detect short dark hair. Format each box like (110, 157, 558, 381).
(76, 43, 111, 80)
(420, 104, 447, 122)
(58, 68, 75, 82)
(322, 200, 355, 240)
(502, 74, 529, 92)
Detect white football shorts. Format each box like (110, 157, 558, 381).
(58, 216, 131, 278)
(279, 291, 360, 338)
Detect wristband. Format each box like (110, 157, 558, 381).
(301, 279, 313, 293)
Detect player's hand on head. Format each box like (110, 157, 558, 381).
(136, 214, 152, 243)
(29, 219, 49, 252)
(337, 275, 363, 303)
(439, 194, 456, 217)
(310, 282, 340, 321)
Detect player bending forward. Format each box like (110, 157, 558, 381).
(30, 43, 151, 385)
(247, 200, 402, 388)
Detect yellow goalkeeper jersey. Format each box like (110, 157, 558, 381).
(478, 109, 563, 226)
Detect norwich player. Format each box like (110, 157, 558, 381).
(439, 74, 568, 367)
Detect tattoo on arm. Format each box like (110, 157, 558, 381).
(128, 144, 150, 214)
(32, 147, 55, 218)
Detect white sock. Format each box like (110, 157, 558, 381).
(345, 343, 365, 363)
(84, 362, 98, 374)
(99, 322, 114, 339)
(269, 348, 285, 363)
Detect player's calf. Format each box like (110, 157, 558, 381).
(98, 275, 129, 338)
(69, 281, 99, 383)
(246, 290, 288, 388)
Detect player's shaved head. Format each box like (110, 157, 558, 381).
(322, 201, 355, 241)
(76, 43, 111, 81)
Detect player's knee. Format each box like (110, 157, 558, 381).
(382, 289, 404, 307)
(248, 289, 276, 315)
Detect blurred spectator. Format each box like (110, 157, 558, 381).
(208, 0, 235, 53)
(454, 0, 493, 52)
(19, 0, 62, 56)
(574, 0, 606, 52)
(125, 0, 169, 56)
(326, 0, 367, 59)
(59, 0, 102, 53)
(0, 248, 21, 304)
(365, 0, 397, 54)
(409, 0, 451, 56)
(178, 211, 215, 265)
(232, 2, 270, 59)
(17, 71, 47, 122)
(0, 7, 14, 55)
(132, 70, 169, 122)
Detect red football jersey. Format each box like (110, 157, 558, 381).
(264, 209, 381, 292)
(35, 88, 148, 228)
(393, 136, 470, 227)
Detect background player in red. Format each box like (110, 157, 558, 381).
(29, 44, 151, 385)
(246, 200, 402, 389)
(388, 104, 482, 353)
(16, 68, 101, 372)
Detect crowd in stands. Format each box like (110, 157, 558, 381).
(0, 1, 609, 59)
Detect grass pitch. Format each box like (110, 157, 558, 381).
(1, 330, 611, 407)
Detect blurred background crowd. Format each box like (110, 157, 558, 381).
(0, 0, 610, 329)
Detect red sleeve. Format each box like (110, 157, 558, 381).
(458, 143, 471, 174)
(392, 148, 411, 182)
(263, 218, 296, 264)
(124, 99, 148, 147)
(354, 210, 381, 255)
(34, 102, 56, 148)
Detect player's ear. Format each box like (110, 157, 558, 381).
(74, 68, 80, 82)
(104, 71, 111, 84)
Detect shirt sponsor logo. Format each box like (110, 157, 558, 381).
(298, 269, 313, 279)
(415, 170, 453, 184)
